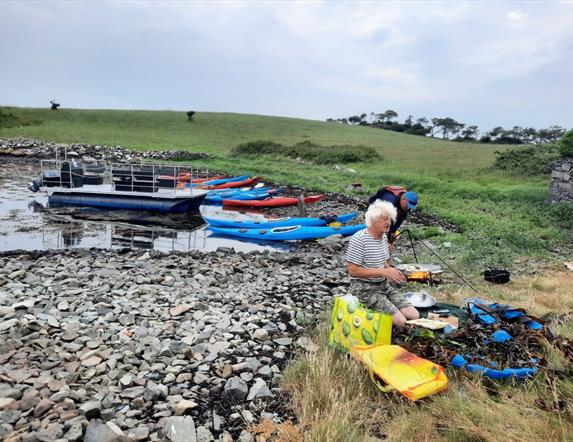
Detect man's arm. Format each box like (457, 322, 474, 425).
(348, 262, 406, 284)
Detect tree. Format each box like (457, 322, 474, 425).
(431, 117, 464, 139)
(538, 125, 566, 144)
(348, 115, 362, 125)
(558, 129, 573, 157)
(457, 125, 479, 140)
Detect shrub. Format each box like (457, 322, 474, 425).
(492, 145, 560, 175)
(231, 140, 380, 165)
(558, 129, 573, 157)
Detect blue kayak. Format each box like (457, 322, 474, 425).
(203, 175, 249, 186)
(205, 211, 359, 229)
(209, 223, 365, 241)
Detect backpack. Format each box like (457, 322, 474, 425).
(383, 185, 406, 196)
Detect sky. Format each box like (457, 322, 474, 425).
(1, 1, 572, 132)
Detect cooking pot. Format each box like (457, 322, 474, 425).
(484, 269, 510, 284)
(404, 292, 436, 308)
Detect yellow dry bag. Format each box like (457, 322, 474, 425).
(351, 344, 448, 401)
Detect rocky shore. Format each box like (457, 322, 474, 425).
(0, 244, 350, 442)
(0, 138, 209, 162)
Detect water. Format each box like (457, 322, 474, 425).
(0, 158, 289, 253)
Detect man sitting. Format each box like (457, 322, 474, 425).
(345, 200, 420, 327)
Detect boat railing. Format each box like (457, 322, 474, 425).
(39, 159, 211, 194)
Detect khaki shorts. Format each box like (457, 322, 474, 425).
(349, 279, 412, 315)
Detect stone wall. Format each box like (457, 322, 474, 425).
(549, 157, 573, 203)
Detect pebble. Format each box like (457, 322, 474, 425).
(0, 242, 354, 439)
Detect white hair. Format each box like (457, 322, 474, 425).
(365, 200, 397, 228)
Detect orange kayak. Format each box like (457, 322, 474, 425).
(206, 177, 260, 190)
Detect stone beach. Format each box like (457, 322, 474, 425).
(0, 244, 352, 441)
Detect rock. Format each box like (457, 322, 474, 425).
(170, 304, 192, 317)
(0, 398, 17, 411)
(19, 388, 40, 411)
(37, 422, 64, 441)
(131, 426, 150, 441)
(196, 426, 214, 442)
(246, 378, 273, 401)
(120, 387, 145, 399)
(253, 328, 269, 341)
(164, 416, 196, 442)
(33, 398, 54, 417)
(238, 430, 255, 442)
(175, 399, 198, 416)
(79, 401, 102, 418)
(296, 336, 319, 353)
(0, 318, 18, 331)
(84, 420, 129, 442)
(64, 423, 84, 442)
(222, 377, 248, 402)
(82, 356, 103, 367)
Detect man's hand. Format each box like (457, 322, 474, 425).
(381, 267, 406, 284)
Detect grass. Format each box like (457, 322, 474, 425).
(1, 106, 572, 270)
(281, 271, 573, 441)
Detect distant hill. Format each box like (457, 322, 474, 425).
(0, 106, 500, 176)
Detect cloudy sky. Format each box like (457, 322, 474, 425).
(1, 1, 572, 131)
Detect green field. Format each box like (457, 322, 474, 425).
(1, 106, 571, 269)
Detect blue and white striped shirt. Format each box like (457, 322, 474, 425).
(344, 228, 390, 282)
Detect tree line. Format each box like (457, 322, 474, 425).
(326, 110, 566, 144)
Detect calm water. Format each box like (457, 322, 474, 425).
(0, 158, 288, 253)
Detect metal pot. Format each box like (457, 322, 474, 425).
(484, 269, 510, 284)
(404, 292, 436, 308)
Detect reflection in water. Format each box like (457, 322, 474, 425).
(0, 158, 288, 253)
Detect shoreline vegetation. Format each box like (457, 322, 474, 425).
(1, 106, 572, 440)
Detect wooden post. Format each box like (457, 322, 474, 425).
(297, 194, 306, 217)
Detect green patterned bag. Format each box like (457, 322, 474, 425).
(329, 295, 392, 352)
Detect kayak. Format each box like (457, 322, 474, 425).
(203, 175, 249, 186)
(204, 211, 359, 229)
(222, 194, 324, 207)
(208, 223, 365, 241)
(191, 174, 226, 183)
(205, 190, 278, 203)
(207, 177, 260, 190)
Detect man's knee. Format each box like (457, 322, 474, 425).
(401, 306, 420, 320)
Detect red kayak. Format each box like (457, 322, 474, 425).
(222, 194, 324, 207)
(207, 177, 260, 190)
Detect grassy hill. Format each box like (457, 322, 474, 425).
(1, 106, 571, 269)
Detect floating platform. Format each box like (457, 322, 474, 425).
(30, 160, 209, 213)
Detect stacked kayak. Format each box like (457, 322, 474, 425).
(209, 224, 365, 241)
(205, 211, 358, 229)
(223, 194, 324, 207)
(205, 187, 283, 203)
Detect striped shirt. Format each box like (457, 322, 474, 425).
(344, 228, 390, 282)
